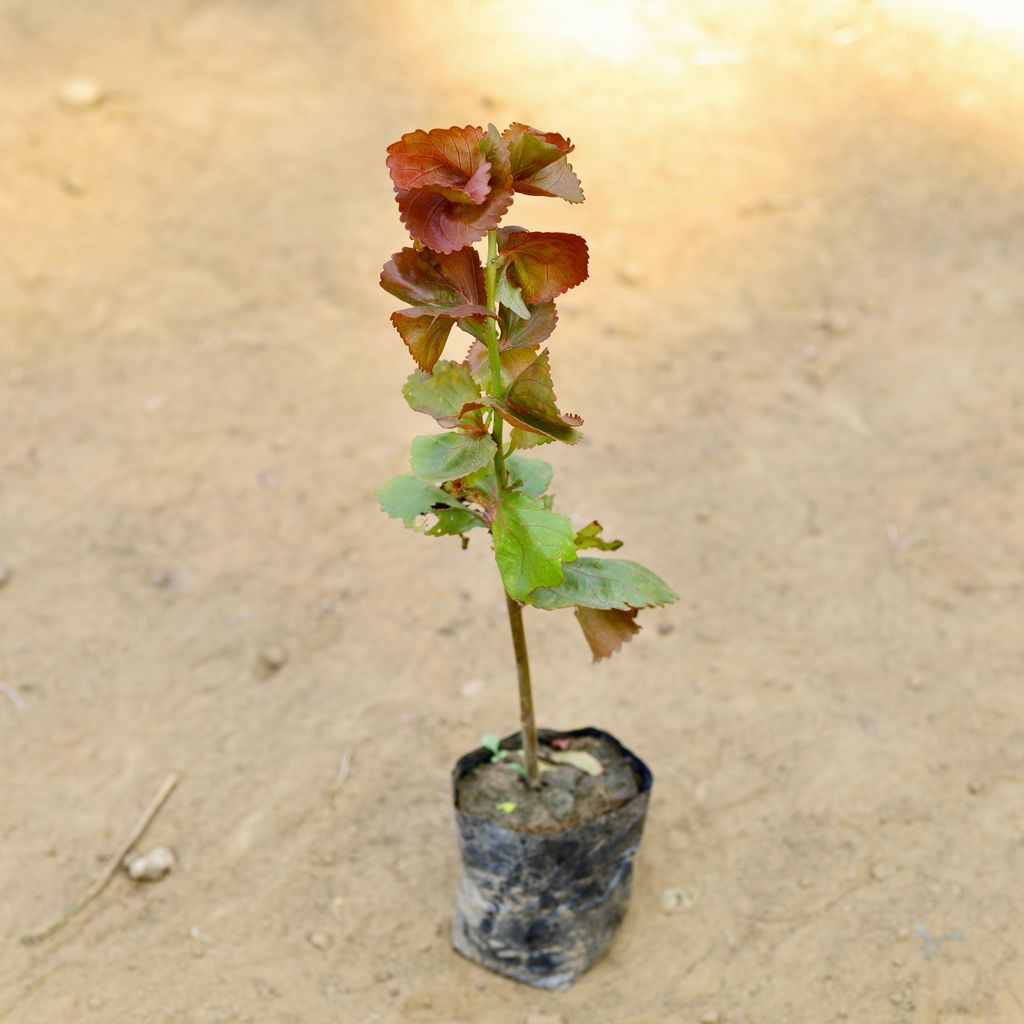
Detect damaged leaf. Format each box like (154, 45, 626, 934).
(574, 521, 624, 551)
(547, 747, 604, 774)
(574, 606, 640, 661)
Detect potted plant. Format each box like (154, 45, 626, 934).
(377, 122, 678, 989)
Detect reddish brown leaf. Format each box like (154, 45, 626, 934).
(503, 123, 584, 204)
(381, 245, 487, 308)
(392, 304, 491, 373)
(386, 126, 491, 204)
(392, 124, 514, 254)
(492, 349, 583, 444)
(465, 340, 540, 388)
(574, 606, 640, 662)
(497, 228, 589, 304)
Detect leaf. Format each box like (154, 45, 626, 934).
(410, 432, 497, 482)
(509, 427, 553, 451)
(386, 125, 492, 204)
(391, 124, 514, 254)
(502, 122, 584, 204)
(391, 305, 492, 374)
(466, 340, 540, 389)
(496, 801, 517, 813)
(486, 349, 583, 445)
(505, 454, 553, 496)
(495, 271, 530, 319)
(497, 228, 589, 304)
(500, 301, 558, 349)
(547, 747, 604, 775)
(403, 360, 482, 428)
(492, 492, 577, 601)
(528, 557, 678, 610)
(377, 475, 465, 527)
(574, 520, 623, 551)
(380, 245, 487, 308)
(381, 247, 495, 372)
(481, 734, 501, 756)
(425, 507, 483, 537)
(574, 607, 640, 662)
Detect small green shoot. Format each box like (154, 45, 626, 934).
(496, 801, 517, 814)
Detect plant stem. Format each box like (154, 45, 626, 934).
(482, 229, 506, 490)
(505, 592, 540, 789)
(484, 228, 540, 790)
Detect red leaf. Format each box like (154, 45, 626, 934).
(386, 126, 492, 204)
(468, 349, 583, 444)
(380, 246, 487, 308)
(503, 123, 584, 204)
(574, 606, 640, 661)
(381, 247, 495, 371)
(392, 304, 491, 373)
(391, 125, 514, 254)
(497, 229, 589, 304)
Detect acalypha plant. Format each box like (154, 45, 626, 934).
(377, 122, 678, 788)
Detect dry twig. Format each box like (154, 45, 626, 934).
(21, 774, 179, 945)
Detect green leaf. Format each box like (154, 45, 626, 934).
(528, 557, 678, 610)
(495, 271, 530, 319)
(425, 507, 483, 537)
(403, 360, 482, 428)
(574, 606, 640, 661)
(509, 427, 553, 451)
(481, 733, 501, 756)
(492, 492, 577, 601)
(377, 475, 464, 527)
(489, 349, 583, 445)
(574, 520, 623, 551)
(505, 454, 553, 497)
(410, 432, 497, 482)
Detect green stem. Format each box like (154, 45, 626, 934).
(482, 229, 506, 491)
(484, 228, 539, 790)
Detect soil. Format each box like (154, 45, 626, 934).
(455, 734, 641, 835)
(4, 2, 1024, 1022)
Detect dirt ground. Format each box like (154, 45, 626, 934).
(3, 1, 1024, 1021)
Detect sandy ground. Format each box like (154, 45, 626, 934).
(3, 1, 1024, 1021)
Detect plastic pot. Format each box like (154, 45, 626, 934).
(451, 726, 653, 990)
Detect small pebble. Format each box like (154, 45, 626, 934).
(307, 931, 332, 951)
(58, 77, 104, 109)
(374, 968, 393, 983)
(966, 779, 986, 795)
(459, 678, 483, 698)
(525, 1013, 565, 1024)
(259, 644, 289, 673)
(870, 862, 892, 882)
(148, 568, 177, 590)
(660, 887, 697, 913)
(699, 1012, 722, 1024)
(0, 564, 10, 589)
(657, 621, 675, 636)
(819, 311, 851, 336)
(125, 846, 176, 881)
(617, 263, 643, 286)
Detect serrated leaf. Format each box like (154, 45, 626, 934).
(547, 747, 604, 775)
(497, 228, 589, 304)
(386, 125, 492, 204)
(486, 349, 583, 445)
(503, 122, 584, 204)
(403, 360, 482, 428)
(574, 606, 640, 662)
(390, 124, 514, 254)
(509, 427, 554, 451)
(505, 454, 553, 496)
(528, 557, 678, 610)
(410, 432, 497, 482)
(492, 492, 577, 601)
(381, 247, 495, 372)
(377, 475, 464, 527)
(574, 520, 623, 551)
(466, 340, 540, 390)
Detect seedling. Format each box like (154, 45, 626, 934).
(378, 123, 678, 790)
